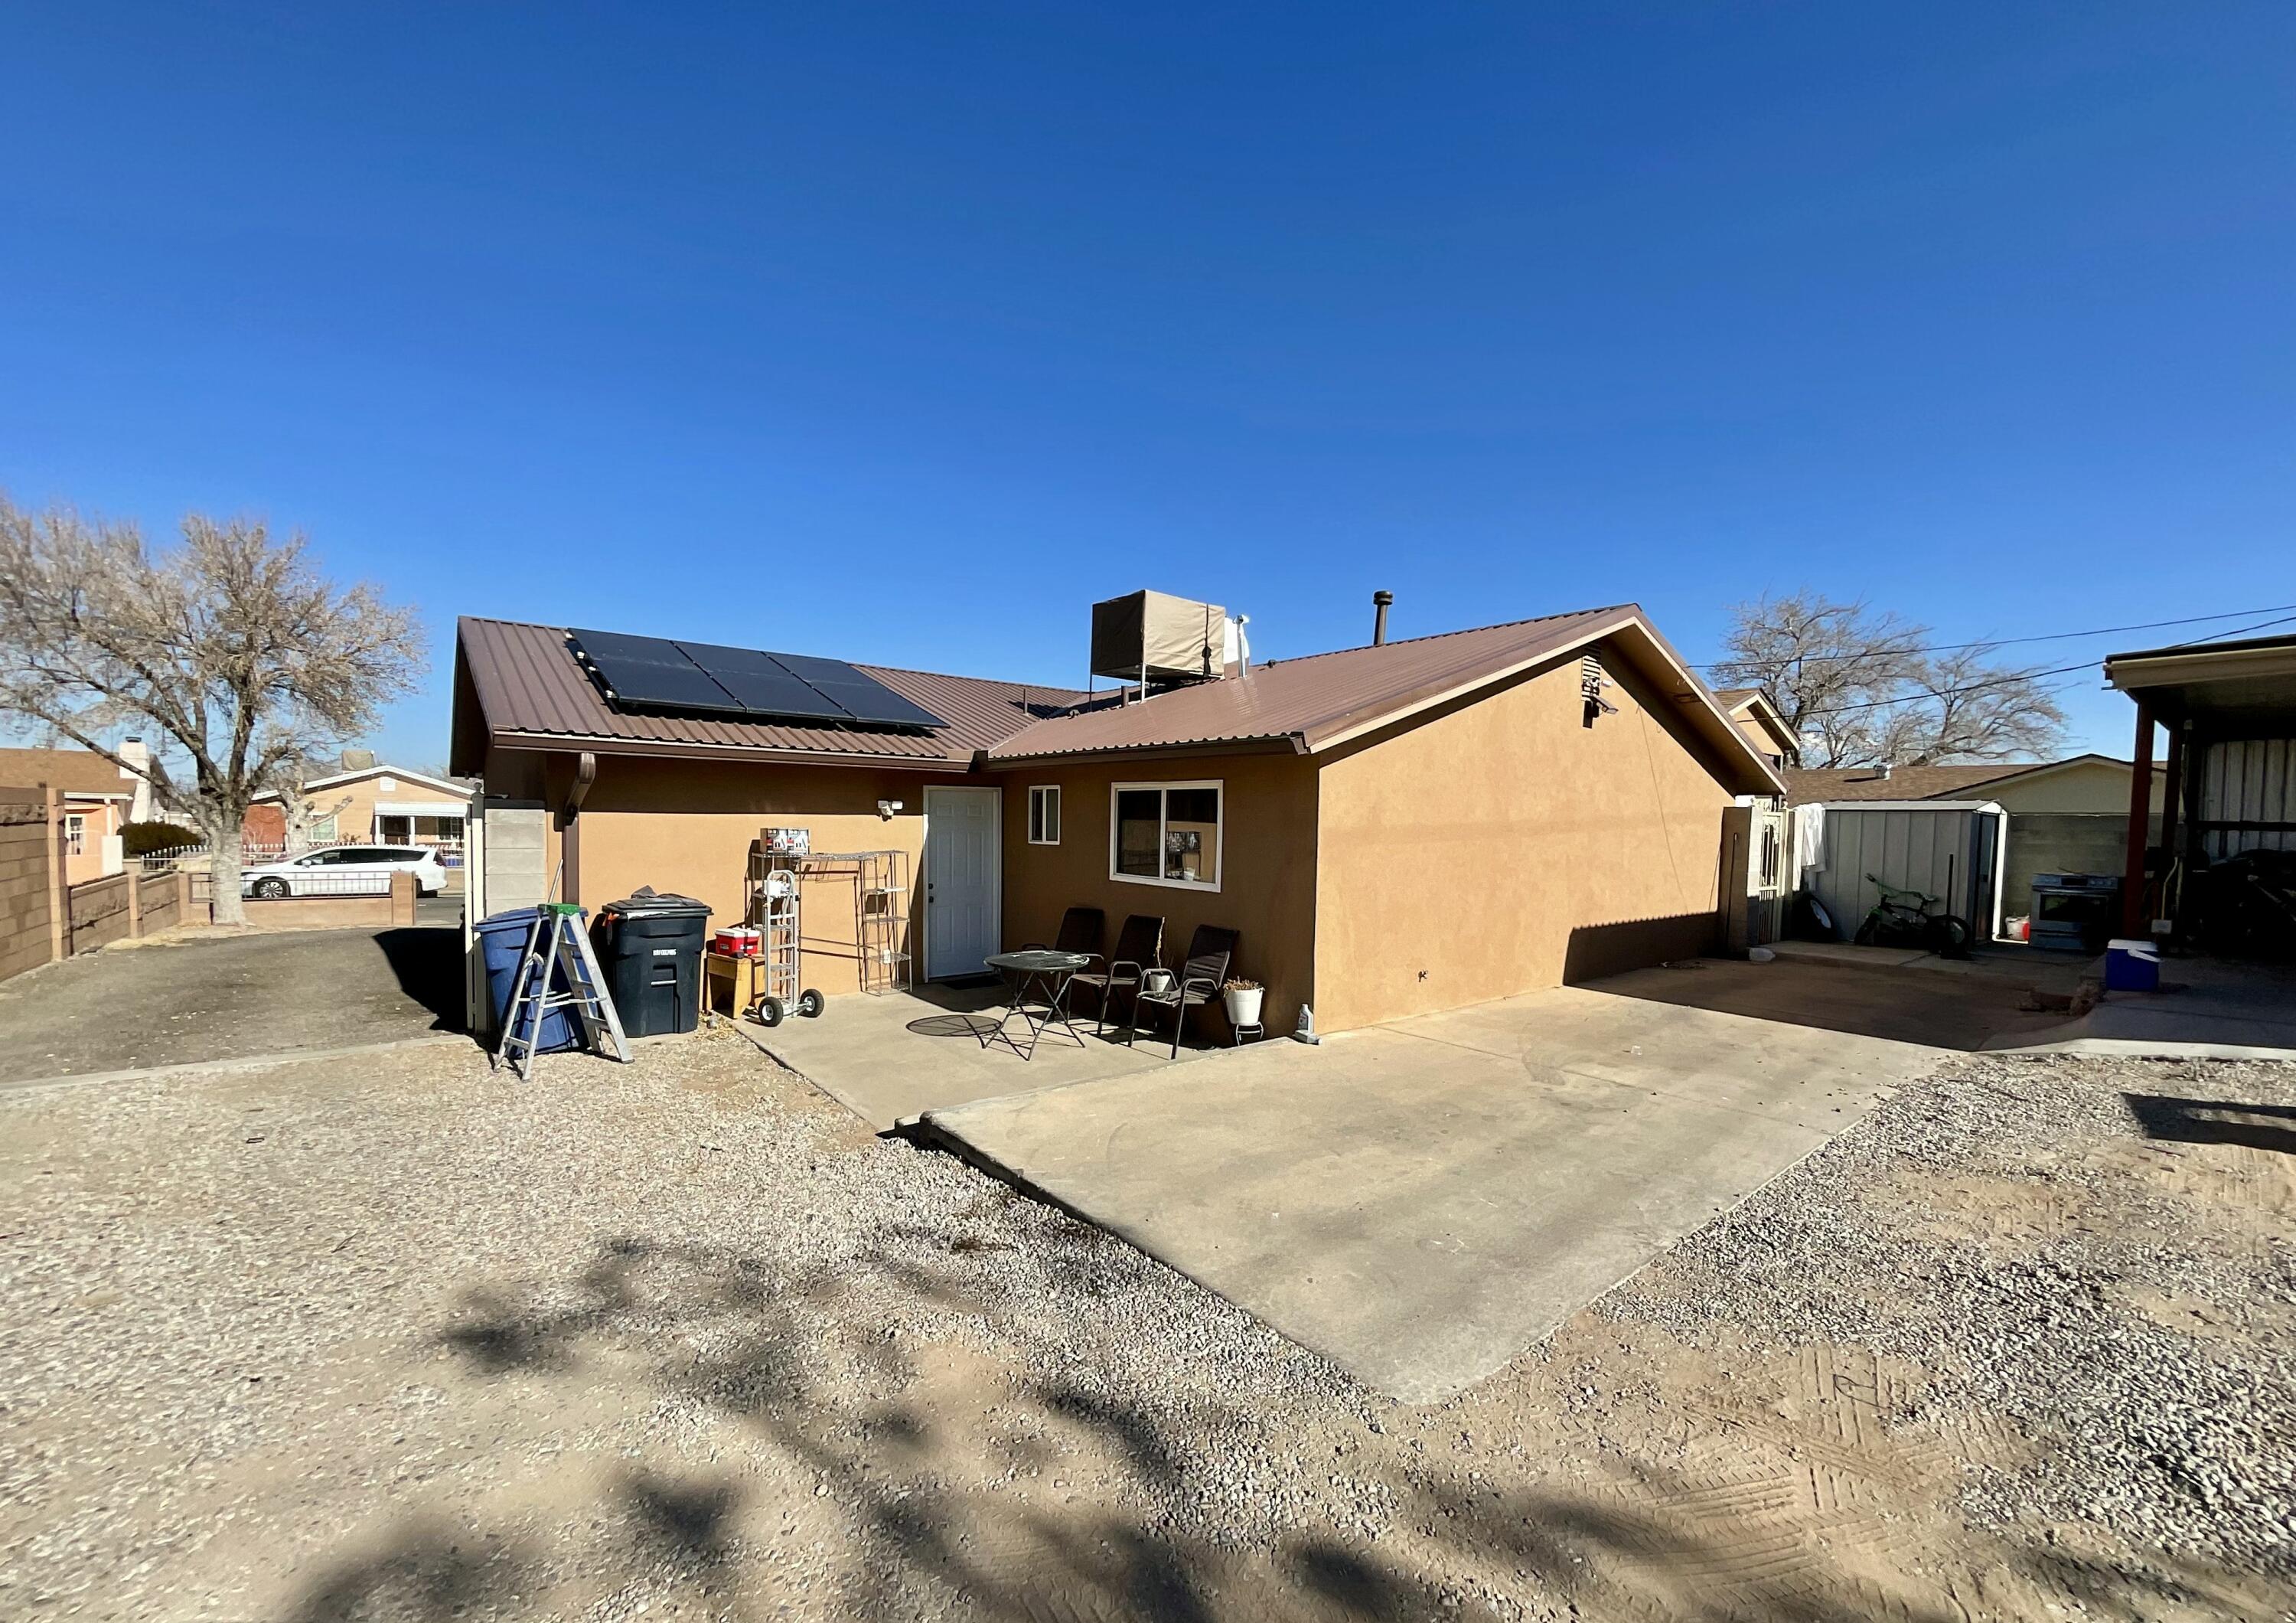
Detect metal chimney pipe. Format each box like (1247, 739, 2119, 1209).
(1372, 590, 1394, 646)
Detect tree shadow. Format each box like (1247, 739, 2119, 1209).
(379, 1227, 2295, 1623)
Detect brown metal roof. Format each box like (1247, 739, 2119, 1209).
(983, 603, 1787, 795)
(1785, 764, 2031, 804)
(457, 617, 1086, 765)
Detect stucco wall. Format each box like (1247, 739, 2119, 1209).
(567, 755, 971, 997)
(60, 798, 123, 885)
(1314, 647, 1733, 1030)
(993, 753, 1320, 1036)
(1989, 759, 2154, 816)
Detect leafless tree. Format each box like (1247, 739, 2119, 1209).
(1712, 592, 2068, 768)
(0, 496, 423, 923)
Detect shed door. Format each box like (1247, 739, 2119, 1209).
(924, 787, 1000, 978)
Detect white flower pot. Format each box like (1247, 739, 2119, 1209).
(1223, 986, 1264, 1027)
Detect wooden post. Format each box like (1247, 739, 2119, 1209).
(2121, 701, 2154, 937)
(44, 785, 67, 962)
(127, 862, 143, 938)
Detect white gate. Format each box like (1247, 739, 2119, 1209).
(1723, 801, 1790, 952)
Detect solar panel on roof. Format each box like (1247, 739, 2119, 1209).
(569, 629, 748, 714)
(770, 651, 947, 730)
(566, 629, 945, 731)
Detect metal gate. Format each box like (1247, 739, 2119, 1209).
(1722, 800, 1789, 952)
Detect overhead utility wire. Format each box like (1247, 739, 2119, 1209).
(1789, 615, 2296, 721)
(1697, 603, 2296, 671)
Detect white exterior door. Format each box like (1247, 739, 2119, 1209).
(924, 787, 1000, 978)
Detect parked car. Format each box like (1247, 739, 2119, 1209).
(241, 844, 447, 899)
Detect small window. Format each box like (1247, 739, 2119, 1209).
(1027, 785, 1062, 845)
(1109, 780, 1221, 890)
(63, 815, 86, 855)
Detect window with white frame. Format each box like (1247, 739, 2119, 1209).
(1110, 780, 1221, 890)
(1027, 785, 1062, 845)
(64, 814, 86, 856)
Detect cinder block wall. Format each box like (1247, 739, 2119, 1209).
(0, 789, 56, 984)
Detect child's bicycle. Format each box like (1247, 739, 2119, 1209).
(1853, 874, 1972, 957)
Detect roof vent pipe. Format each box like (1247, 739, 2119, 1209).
(1372, 590, 1394, 646)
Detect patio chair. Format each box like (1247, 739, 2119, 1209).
(1021, 906, 1104, 1015)
(1022, 906, 1104, 958)
(1130, 925, 1238, 1059)
(1068, 913, 1163, 1034)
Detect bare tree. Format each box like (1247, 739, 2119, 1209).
(1713, 592, 2068, 768)
(0, 497, 423, 922)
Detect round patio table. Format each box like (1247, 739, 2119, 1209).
(982, 949, 1091, 1060)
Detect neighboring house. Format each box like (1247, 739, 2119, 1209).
(0, 741, 155, 884)
(248, 759, 475, 853)
(1785, 755, 2164, 923)
(452, 599, 1782, 1036)
(1712, 689, 1799, 772)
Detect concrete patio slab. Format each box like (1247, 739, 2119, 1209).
(922, 975, 1949, 1403)
(734, 979, 1221, 1130)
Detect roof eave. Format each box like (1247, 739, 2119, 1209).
(488, 728, 974, 772)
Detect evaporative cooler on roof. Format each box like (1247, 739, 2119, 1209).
(1090, 589, 1228, 685)
(566, 629, 944, 730)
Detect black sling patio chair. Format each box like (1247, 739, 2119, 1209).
(1021, 906, 1104, 958)
(1067, 912, 1163, 1034)
(1129, 924, 1238, 1058)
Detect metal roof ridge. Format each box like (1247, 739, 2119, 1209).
(1257, 602, 1637, 668)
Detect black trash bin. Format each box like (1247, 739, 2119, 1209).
(592, 891, 712, 1037)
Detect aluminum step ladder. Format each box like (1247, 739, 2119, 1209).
(492, 903, 631, 1081)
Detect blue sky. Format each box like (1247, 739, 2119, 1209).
(3, 3, 2290, 764)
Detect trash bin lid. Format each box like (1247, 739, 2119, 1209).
(601, 889, 710, 919)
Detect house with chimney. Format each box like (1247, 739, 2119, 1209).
(0, 740, 155, 883)
(452, 590, 1783, 1037)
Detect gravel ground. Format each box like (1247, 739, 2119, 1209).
(1604, 1051, 2296, 1573)
(3, 1027, 2293, 1621)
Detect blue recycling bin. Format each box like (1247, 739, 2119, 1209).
(476, 908, 581, 1052)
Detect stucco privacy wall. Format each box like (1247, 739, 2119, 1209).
(564, 755, 974, 997)
(996, 753, 1320, 1035)
(1314, 645, 1734, 1030)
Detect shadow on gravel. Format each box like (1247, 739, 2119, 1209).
(2125, 1092, 2296, 1157)
(296, 1226, 2295, 1623)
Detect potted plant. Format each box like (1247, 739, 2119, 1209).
(1222, 976, 1264, 1027)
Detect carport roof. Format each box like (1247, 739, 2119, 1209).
(984, 603, 1788, 795)
(2105, 632, 2296, 730)
(455, 616, 1087, 767)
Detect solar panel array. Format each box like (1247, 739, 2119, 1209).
(568, 629, 945, 730)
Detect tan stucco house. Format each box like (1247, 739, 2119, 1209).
(250, 761, 474, 851)
(451, 601, 1784, 1037)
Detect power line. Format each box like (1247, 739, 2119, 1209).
(1788, 616, 2296, 722)
(1698, 602, 2296, 671)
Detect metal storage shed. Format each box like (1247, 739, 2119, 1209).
(1809, 799, 2008, 943)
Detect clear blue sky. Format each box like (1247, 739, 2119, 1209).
(4, 4, 2291, 764)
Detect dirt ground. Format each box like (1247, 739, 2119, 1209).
(0, 924, 460, 1084)
(2, 1028, 2291, 1621)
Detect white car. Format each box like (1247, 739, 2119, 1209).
(242, 844, 447, 899)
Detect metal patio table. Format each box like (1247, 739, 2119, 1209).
(982, 949, 1092, 1060)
